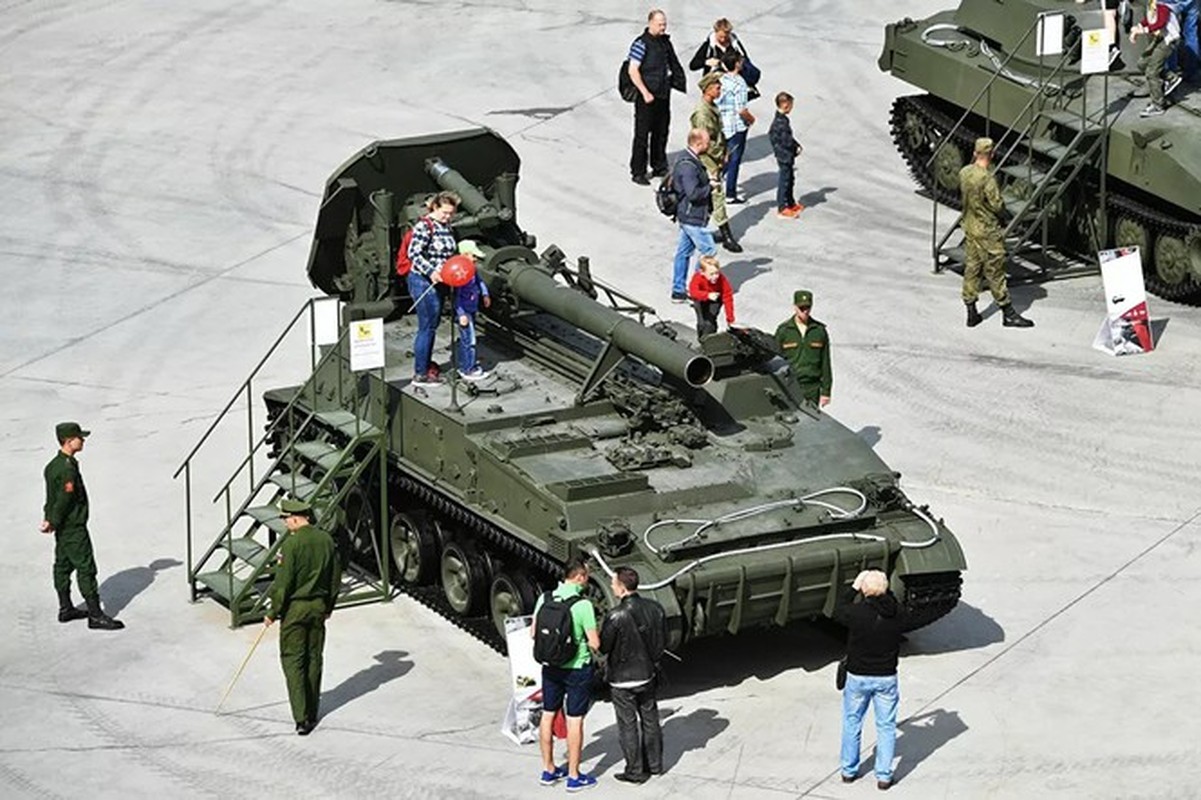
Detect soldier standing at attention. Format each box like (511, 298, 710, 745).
(690, 72, 742, 253)
(40, 422, 124, 630)
(960, 137, 1034, 329)
(265, 498, 340, 736)
(774, 290, 832, 408)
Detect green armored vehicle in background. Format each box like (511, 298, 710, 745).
(879, 0, 1201, 302)
(183, 129, 964, 651)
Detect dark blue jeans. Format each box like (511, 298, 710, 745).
(776, 160, 796, 210)
(724, 130, 747, 198)
(406, 271, 440, 377)
(456, 316, 476, 372)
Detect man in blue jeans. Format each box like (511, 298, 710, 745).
(834, 569, 907, 790)
(1167, 0, 1200, 83)
(533, 558, 601, 792)
(717, 51, 755, 203)
(670, 128, 717, 303)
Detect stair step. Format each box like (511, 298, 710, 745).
(268, 472, 320, 500)
(1038, 108, 1102, 132)
(293, 439, 347, 472)
(939, 245, 965, 265)
(999, 164, 1055, 186)
(245, 504, 289, 534)
(195, 570, 252, 604)
(1004, 199, 1029, 219)
(1028, 137, 1073, 162)
(226, 535, 271, 568)
(313, 409, 380, 439)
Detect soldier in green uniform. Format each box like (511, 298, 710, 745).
(691, 71, 742, 253)
(774, 290, 832, 407)
(960, 137, 1034, 329)
(40, 422, 124, 630)
(264, 497, 340, 735)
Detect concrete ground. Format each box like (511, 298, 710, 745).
(2, 1, 1199, 798)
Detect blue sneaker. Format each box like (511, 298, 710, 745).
(539, 765, 568, 786)
(565, 773, 597, 792)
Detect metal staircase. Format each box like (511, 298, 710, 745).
(175, 299, 392, 627)
(928, 14, 1114, 280)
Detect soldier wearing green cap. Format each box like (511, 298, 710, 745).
(691, 70, 742, 253)
(959, 137, 1034, 329)
(265, 497, 341, 735)
(774, 290, 832, 407)
(39, 422, 124, 630)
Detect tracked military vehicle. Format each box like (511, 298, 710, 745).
(182, 129, 964, 650)
(879, 0, 1201, 302)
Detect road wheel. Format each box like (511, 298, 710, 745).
(390, 512, 437, 586)
(489, 571, 539, 640)
(440, 541, 489, 616)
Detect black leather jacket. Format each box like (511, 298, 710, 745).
(599, 593, 667, 685)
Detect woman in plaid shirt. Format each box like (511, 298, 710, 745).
(405, 191, 461, 386)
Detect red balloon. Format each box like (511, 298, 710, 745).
(441, 254, 477, 287)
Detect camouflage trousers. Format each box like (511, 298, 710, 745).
(279, 598, 328, 724)
(1138, 37, 1176, 107)
(961, 233, 1010, 306)
(701, 159, 728, 227)
(53, 526, 98, 598)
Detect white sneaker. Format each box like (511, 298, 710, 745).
(1164, 74, 1183, 97)
(1139, 103, 1166, 118)
(458, 366, 490, 381)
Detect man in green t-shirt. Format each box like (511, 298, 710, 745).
(532, 558, 600, 791)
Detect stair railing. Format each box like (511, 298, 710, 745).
(927, 13, 1084, 271)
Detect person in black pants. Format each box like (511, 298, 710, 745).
(626, 9, 685, 184)
(599, 567, 668, 783)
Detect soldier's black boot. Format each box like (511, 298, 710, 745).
(85, 595, 125, 630)
(1001, 303, 1034, 328)
(57, 589, 88, 623)
(719, 224, 743, 253)
(965, 301, 982, 328)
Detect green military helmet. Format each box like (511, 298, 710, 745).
(793, 289, 813, 308)
(973, 137, 994, 156)
(698, 72, 722, 92)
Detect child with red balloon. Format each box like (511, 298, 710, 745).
(450, 241, 490, 380)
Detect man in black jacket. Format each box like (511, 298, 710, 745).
(669, 128, 717, 303)
(599, 567, 667, 783)
(627, 9, 686, 184)
(833, 570, 906, 790)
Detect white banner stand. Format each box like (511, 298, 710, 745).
(349, 317, 385, 371)
(1093, 247, 1155, 356)
(501, 615, 542, 745)
(1080, 28, 1109, 74)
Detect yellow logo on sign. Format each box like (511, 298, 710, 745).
(1087, 31, 1101, 45)
(356, 323, 372, 339)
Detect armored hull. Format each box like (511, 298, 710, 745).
(234, 129, 964, 651)
(879, 0, 1201, 302)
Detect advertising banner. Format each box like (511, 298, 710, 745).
(1093, 247, 1155, 356)
(349, 317, 385, 371)
(501, 615, 542, 745)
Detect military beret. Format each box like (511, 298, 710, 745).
(56, 421, 90, 442)
(793, 289, 813, 307)
(698, 72, 722, 91)
(279, 497, 313, 516)
(974, 137, 995, 155)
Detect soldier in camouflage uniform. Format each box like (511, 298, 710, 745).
(959, 137, 1034, 328)
(691, 71, 742, 253)
(265, 497, 341, 735)
(40, 422, 124, 630)
(774, 290, 832, 407)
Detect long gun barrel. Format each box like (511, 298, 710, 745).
(500, 260, 713, 388)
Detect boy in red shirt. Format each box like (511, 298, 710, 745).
(688, 255, 736, 339)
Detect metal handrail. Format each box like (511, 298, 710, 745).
(209, 324, 352, 505)
(172, 298, 318, 479)
(933, 40, 1083, 256)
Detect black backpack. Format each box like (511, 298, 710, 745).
(618, 59, 638, 102)
(533, 592, 584, 666)
(655, 161, 681, 220)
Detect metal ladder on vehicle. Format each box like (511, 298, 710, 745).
(928, 14, 1113, 278)
(174, 300, 391, 627)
